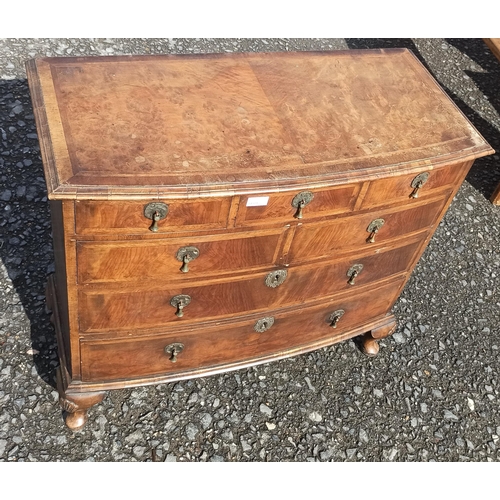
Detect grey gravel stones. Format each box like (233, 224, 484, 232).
(259, 404, 272, 416)
(1, 37, 500, 463)
(185, 423, 199, 440)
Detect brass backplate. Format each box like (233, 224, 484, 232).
(265, 269, 288, 288)
(165, 342, 184, 355)
(291, 191, 314, 208)
(164, 342, 185, 362)
(411, 172, 430, 188)
(327, 309, 345, 327)
(367, 218, 385, 233)
(144, 202, 169, 220)
(254, 317, 275, 333)
(176, 246, 200, 262)
(347, 263, 364, 278)
(170, 294, 191, 308)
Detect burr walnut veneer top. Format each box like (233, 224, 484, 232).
(26, 49, 492, 199)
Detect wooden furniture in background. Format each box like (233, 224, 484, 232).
(26, 50, 493, 429)
(483, 38, 500, 205)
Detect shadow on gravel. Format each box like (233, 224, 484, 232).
(0, 78, 58, 389)
(345, 38, 500, 201)
(444, 38, 500, 198)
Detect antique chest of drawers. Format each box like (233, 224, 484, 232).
(26, 49, 493, 429)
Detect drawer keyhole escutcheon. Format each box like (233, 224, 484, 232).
(170, 294, 191, 317)
(366, 218, 385, 243)
(347, 264, 364, 285)
(265, 269, 288, 288)
(410, 172, 430, 198)
(291, 191, 314, 219)
(254, 316, 275, 333)
(164, 342, 184, 363)
(328, 309, 345, 328)
(144, 202, 169, 232)
(176, 246, 200, 273)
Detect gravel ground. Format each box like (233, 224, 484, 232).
(0, 38, 499, 464)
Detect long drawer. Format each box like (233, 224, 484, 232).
(77, 238, 420, 333)
(79, 277, 405, 382)
(77, 228, 286, 284)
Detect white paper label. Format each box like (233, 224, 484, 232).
(246, 196, 269, 207)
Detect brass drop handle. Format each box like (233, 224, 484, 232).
(410, 172, 430, 199)
(164, 342, 184, 363)
(348, 269, 359, 285)
(328, 309, 345, 328)
(366, 218, 385, 244)
(170, 294, 191, 317)
(180, 255, 190, 273)
(151, 211, 161, 232)
(144, 202, 169, 232)
(347, 264, 364, 285)
(291, 191, 314, 219)
(176, 246, 200, 273)
(295, 200, 305, 219)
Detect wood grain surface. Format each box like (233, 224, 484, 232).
(26, 50, 493, 199)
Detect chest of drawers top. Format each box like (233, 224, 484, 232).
(26, 49, 492, 200)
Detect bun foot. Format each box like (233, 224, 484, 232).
(57, 367, 105, 431)
(360, 333, 380, 357)
(356, 315, 397, 357)
(63, 409, 88, 431)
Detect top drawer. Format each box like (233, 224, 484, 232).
(235, 184, 360, 227)
(75, 198, 232, 235)
(360, 162, 468, 209)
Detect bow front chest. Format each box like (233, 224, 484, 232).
(26, 49, 493, 429)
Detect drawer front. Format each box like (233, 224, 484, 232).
(75, 198, 232, 235)
(360, 163, 467, 209)
(80, 278, 404, 382)
(235, 184, 360, 227)
(288, 196, 447, 263)
(77, 229, 286, 284)
(78, 239, 415, 333)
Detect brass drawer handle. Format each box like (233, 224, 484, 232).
(144, 202, 169, 232)
(410, 172, 430, 199)
(327, 309, 345, 328)
(170, 294, 191, 317)
(265, 269, 288, 288)
(254, 317, 275, 333)
(366, 218, 385, 243)
(165, 342, 184, 363)
(176, 246, 200, 273)
(347, 264, 364, 285)
(291, 191, 314, 219)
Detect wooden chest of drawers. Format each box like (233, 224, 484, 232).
(26, 49, 493, 430)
